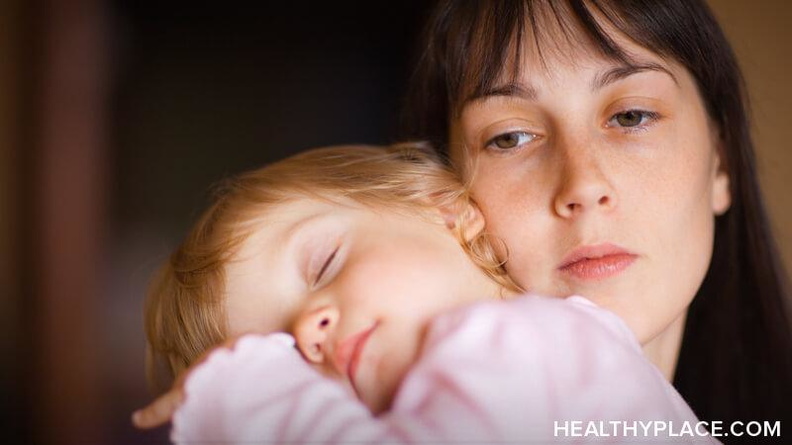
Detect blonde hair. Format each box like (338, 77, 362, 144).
(144, 142, 519, 391)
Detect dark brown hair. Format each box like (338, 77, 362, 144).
(401, 0, 792, 435)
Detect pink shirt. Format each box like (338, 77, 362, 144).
(172, 295, 719, 443)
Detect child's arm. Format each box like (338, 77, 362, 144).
(169, 333, 492, 443)
(168, 333, 407, 444)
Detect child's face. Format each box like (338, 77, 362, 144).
(223, 197, 505, 414)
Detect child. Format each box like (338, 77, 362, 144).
(135, 143, 719, 443)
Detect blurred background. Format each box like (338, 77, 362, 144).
(0, 0, 789, 443)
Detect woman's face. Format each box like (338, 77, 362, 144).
(449, 35, 731, 347)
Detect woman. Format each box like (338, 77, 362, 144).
(400, 0, 792, 435)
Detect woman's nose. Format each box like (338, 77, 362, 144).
(552, 147, 617, 218)
(293, 305, 340, 364)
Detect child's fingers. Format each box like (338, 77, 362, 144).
(131, 389, 185, 429)
(130, 335, 294, 430)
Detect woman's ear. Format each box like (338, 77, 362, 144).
(441, 199, 486, 242)
(711, 143, 731, 216)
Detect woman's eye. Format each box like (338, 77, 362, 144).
(486, 131, 537, 150)
(314, 247, 338, 286)
(608, 110, 660, 129)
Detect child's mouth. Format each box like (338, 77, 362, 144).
(336, 322, 378, 395)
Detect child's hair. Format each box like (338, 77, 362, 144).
(144, 142, 519, 391)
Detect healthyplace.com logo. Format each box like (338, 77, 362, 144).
(554, 420, 781, 439)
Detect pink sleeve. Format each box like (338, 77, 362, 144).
(391, 295, 719, 443)
(171, 296, 720, 444)
(171, 333, 400, 444)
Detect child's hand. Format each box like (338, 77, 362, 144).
(131, 333, 297, 429)
(131, 380, 186, 429)
(130, 341, 215, 430)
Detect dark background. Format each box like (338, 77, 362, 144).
(112, 1, 428, 236)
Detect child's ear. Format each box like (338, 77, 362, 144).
(441, 200, 485, 242)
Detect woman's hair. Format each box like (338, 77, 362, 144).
(401, 0, 792, 428)
(144, 143, 518, 390)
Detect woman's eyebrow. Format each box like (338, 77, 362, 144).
(463, 82, 538, 107)
(592, 62, 679, 90)
(463, 61, 677, 107)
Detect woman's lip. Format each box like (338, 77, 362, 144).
(559, 244, 637, 281)
(334, 323, 378, 393)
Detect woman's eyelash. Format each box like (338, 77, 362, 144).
(608, 109, 661, 131)
(484, 131, 538, 151)
(314, 247, 339, 285)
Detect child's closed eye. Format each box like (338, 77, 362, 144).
(314, 247, 339, 286)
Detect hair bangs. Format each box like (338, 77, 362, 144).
(447, 0, 637, 118)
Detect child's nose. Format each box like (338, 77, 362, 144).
(293, 305, 339, 364)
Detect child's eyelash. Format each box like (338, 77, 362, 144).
(314, 247, 339, 285)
